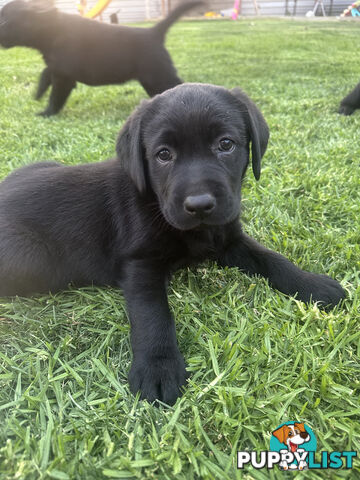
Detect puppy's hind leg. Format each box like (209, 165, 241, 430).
(139, 51, 182, 96)
(0, 229, 58, 297)
(140, 70, 182, 97)
(35, 67, 52, 100)
(339, 82, 360, 115)
(38, 74, 76, 117)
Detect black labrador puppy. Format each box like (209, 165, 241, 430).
(0, 0, 202, 116)
(339, 82, 360, 115)
(0, 84, 345, 405)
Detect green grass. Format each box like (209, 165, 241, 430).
(0, 17, 360, 479)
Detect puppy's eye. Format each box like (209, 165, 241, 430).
(288, 432, 293, 437)
(219, 138, 235, 152)
(157, 148, 173, 163)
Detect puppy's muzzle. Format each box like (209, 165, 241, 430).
(183, 194, 216, 218)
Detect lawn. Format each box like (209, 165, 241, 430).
(0, 17, 360, 480)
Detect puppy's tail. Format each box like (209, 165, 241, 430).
(152, 1, 205, 42)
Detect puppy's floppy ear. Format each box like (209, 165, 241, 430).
(294, 422, 306, 432)
(230, 87, 269, 181)
(272, 425, 290, 445)
(116, 101, 148, 194)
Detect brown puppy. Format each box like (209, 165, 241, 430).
(273, 423, 311, 470)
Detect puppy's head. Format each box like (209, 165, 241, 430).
(0, 0, 57, 49)
(272, 423, 310, 452)
(117, 83, 269, 231)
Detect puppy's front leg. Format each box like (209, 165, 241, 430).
(35, 67, 52, 100)
(218, 231, 345, 308)
(121, 260, 188, 405)
(38, 74, 76, 116)
(339, 82, 360, 116)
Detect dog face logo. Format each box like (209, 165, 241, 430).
(272, 422, 310, 453)
(270, 421, 316, 471)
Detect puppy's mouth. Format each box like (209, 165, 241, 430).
(163, 209, 239, 231)
(165, 217, 215, 231)
(289, 441, 298, 453)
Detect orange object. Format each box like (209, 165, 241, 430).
(81, 0, 113, 19)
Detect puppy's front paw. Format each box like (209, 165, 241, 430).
(129, 350, 189, 406)
(297, 272, 346, 308)
(338, 104, 355, 116)
(37, 109, 55, 117)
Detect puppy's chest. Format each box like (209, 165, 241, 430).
(172, 228, 227, 268)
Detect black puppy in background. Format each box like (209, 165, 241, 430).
(0, 84, 345, 405)
(339, 82, 360, 115)
(0, 0, 202, 116)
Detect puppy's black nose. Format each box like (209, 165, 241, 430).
(183, 194, 216, 217)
